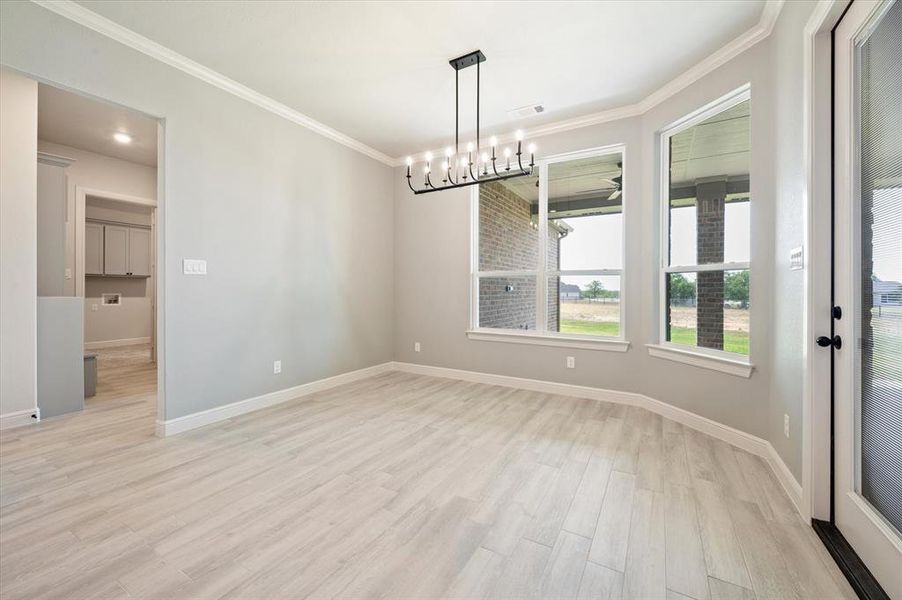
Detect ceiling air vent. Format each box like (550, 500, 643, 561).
(507, 103, 545, 118)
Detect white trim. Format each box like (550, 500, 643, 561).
(391, 360, 801, 515)
(466, 329, 630, 352)
(84, 336, 151, 350)
(802, 0, 848, 525)
(472, 144, 627, 342)
(767, 440, 805, 517)
(657, 85, 753, 360)
(155, 362, 394, 436)
(29, 0, 782, 169)
(37, 151, 76, 167)
(0, 407, 41, 431)
(396, 3, 784, 165)
(30, 0, 395, 167)
(664, 262, 750, 274)
(646, 343, 754, 378)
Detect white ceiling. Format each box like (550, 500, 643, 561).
(74, 0, 766, 158)
(38, 83, 158, 166)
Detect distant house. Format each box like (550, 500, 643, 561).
(873, 278, 902, 306)
(560, 283, 581, 300)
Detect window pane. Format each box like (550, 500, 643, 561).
(479, 173, 540, 271)
(549, 275, 621, 337)
(665, 270, 749, 355)
(857, 0, 902, 533)
(478, 276, 536, 331)
(548, 154, 623, 270)
(669, 99, 750, 266)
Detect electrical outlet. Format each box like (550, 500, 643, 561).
(65, 268, 72, 280)
(566, 356, 575, 369)
(784, 414, 790, 438)
(273, 360, 282, 375)
(414, 342, 421, 352)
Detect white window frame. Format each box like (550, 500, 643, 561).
(649, 84, 754, 376)
(468, 144, 629, 352)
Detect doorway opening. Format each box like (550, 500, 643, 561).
(35, 80, 163, 425)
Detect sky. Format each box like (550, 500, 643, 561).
(557, 202, 751, 292)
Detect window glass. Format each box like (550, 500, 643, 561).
(664, 96, 750, 356)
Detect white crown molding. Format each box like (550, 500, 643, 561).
(37, 150, 76, 167)
(30, 0, 783, 170)
(30, 0, 395, 167)
(392, 0, 785, 166)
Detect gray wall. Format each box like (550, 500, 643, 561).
(37, 296, 84, 418)
(36, 161, 68, 296)
(1, 2, 395, 421)
(0, 68, 37, 419)
(767, 0, 819, 481)
(395, 3, 817, 482)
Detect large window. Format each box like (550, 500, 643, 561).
(472, 146, 625, 346)
(659, 89, 751, 359)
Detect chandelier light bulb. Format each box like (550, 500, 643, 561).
(402, 50, 534, 195)
(528, 143, 536, 154)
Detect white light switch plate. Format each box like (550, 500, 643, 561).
(183, 259, 207, 275)
(789, 247, 804, 270)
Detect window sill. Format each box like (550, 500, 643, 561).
(467, 329, 630, 352)
(646, 344, 754, 378)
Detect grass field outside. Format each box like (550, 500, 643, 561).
(558, 300, 750, 355)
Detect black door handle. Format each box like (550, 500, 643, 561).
(816, 335, 842, 349)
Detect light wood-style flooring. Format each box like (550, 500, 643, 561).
(87, 344, 156, 405)
(1, 359, 854, 599)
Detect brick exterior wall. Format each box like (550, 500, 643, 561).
(478, 182, 560, 330)
(696, 180, 726, 350)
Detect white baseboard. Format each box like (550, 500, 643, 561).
(151, 357, 803, 517)
(766, 441, 805, 518)
(155, 362, 394, 437)
(391, 361, 803, 516)
(0, 407, 41, 431)
(85, 336, 151, 350)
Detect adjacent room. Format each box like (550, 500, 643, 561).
(0, 1, 899, 599)
(36, 82, 159, 415)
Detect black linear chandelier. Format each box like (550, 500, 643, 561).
(405, 50, 536, 195)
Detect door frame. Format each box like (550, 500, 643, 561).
(803, 0, 849, 526)
(75, 186, 157, 353)
(805, 1, 900, 597)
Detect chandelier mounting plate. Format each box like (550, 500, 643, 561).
(449, 50, 487, 71)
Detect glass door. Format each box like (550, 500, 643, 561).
(833, 0, 902, 596)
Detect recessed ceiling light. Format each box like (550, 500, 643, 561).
(113, 132, 132, 144)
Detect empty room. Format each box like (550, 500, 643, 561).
(0, 1, 899, 599)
